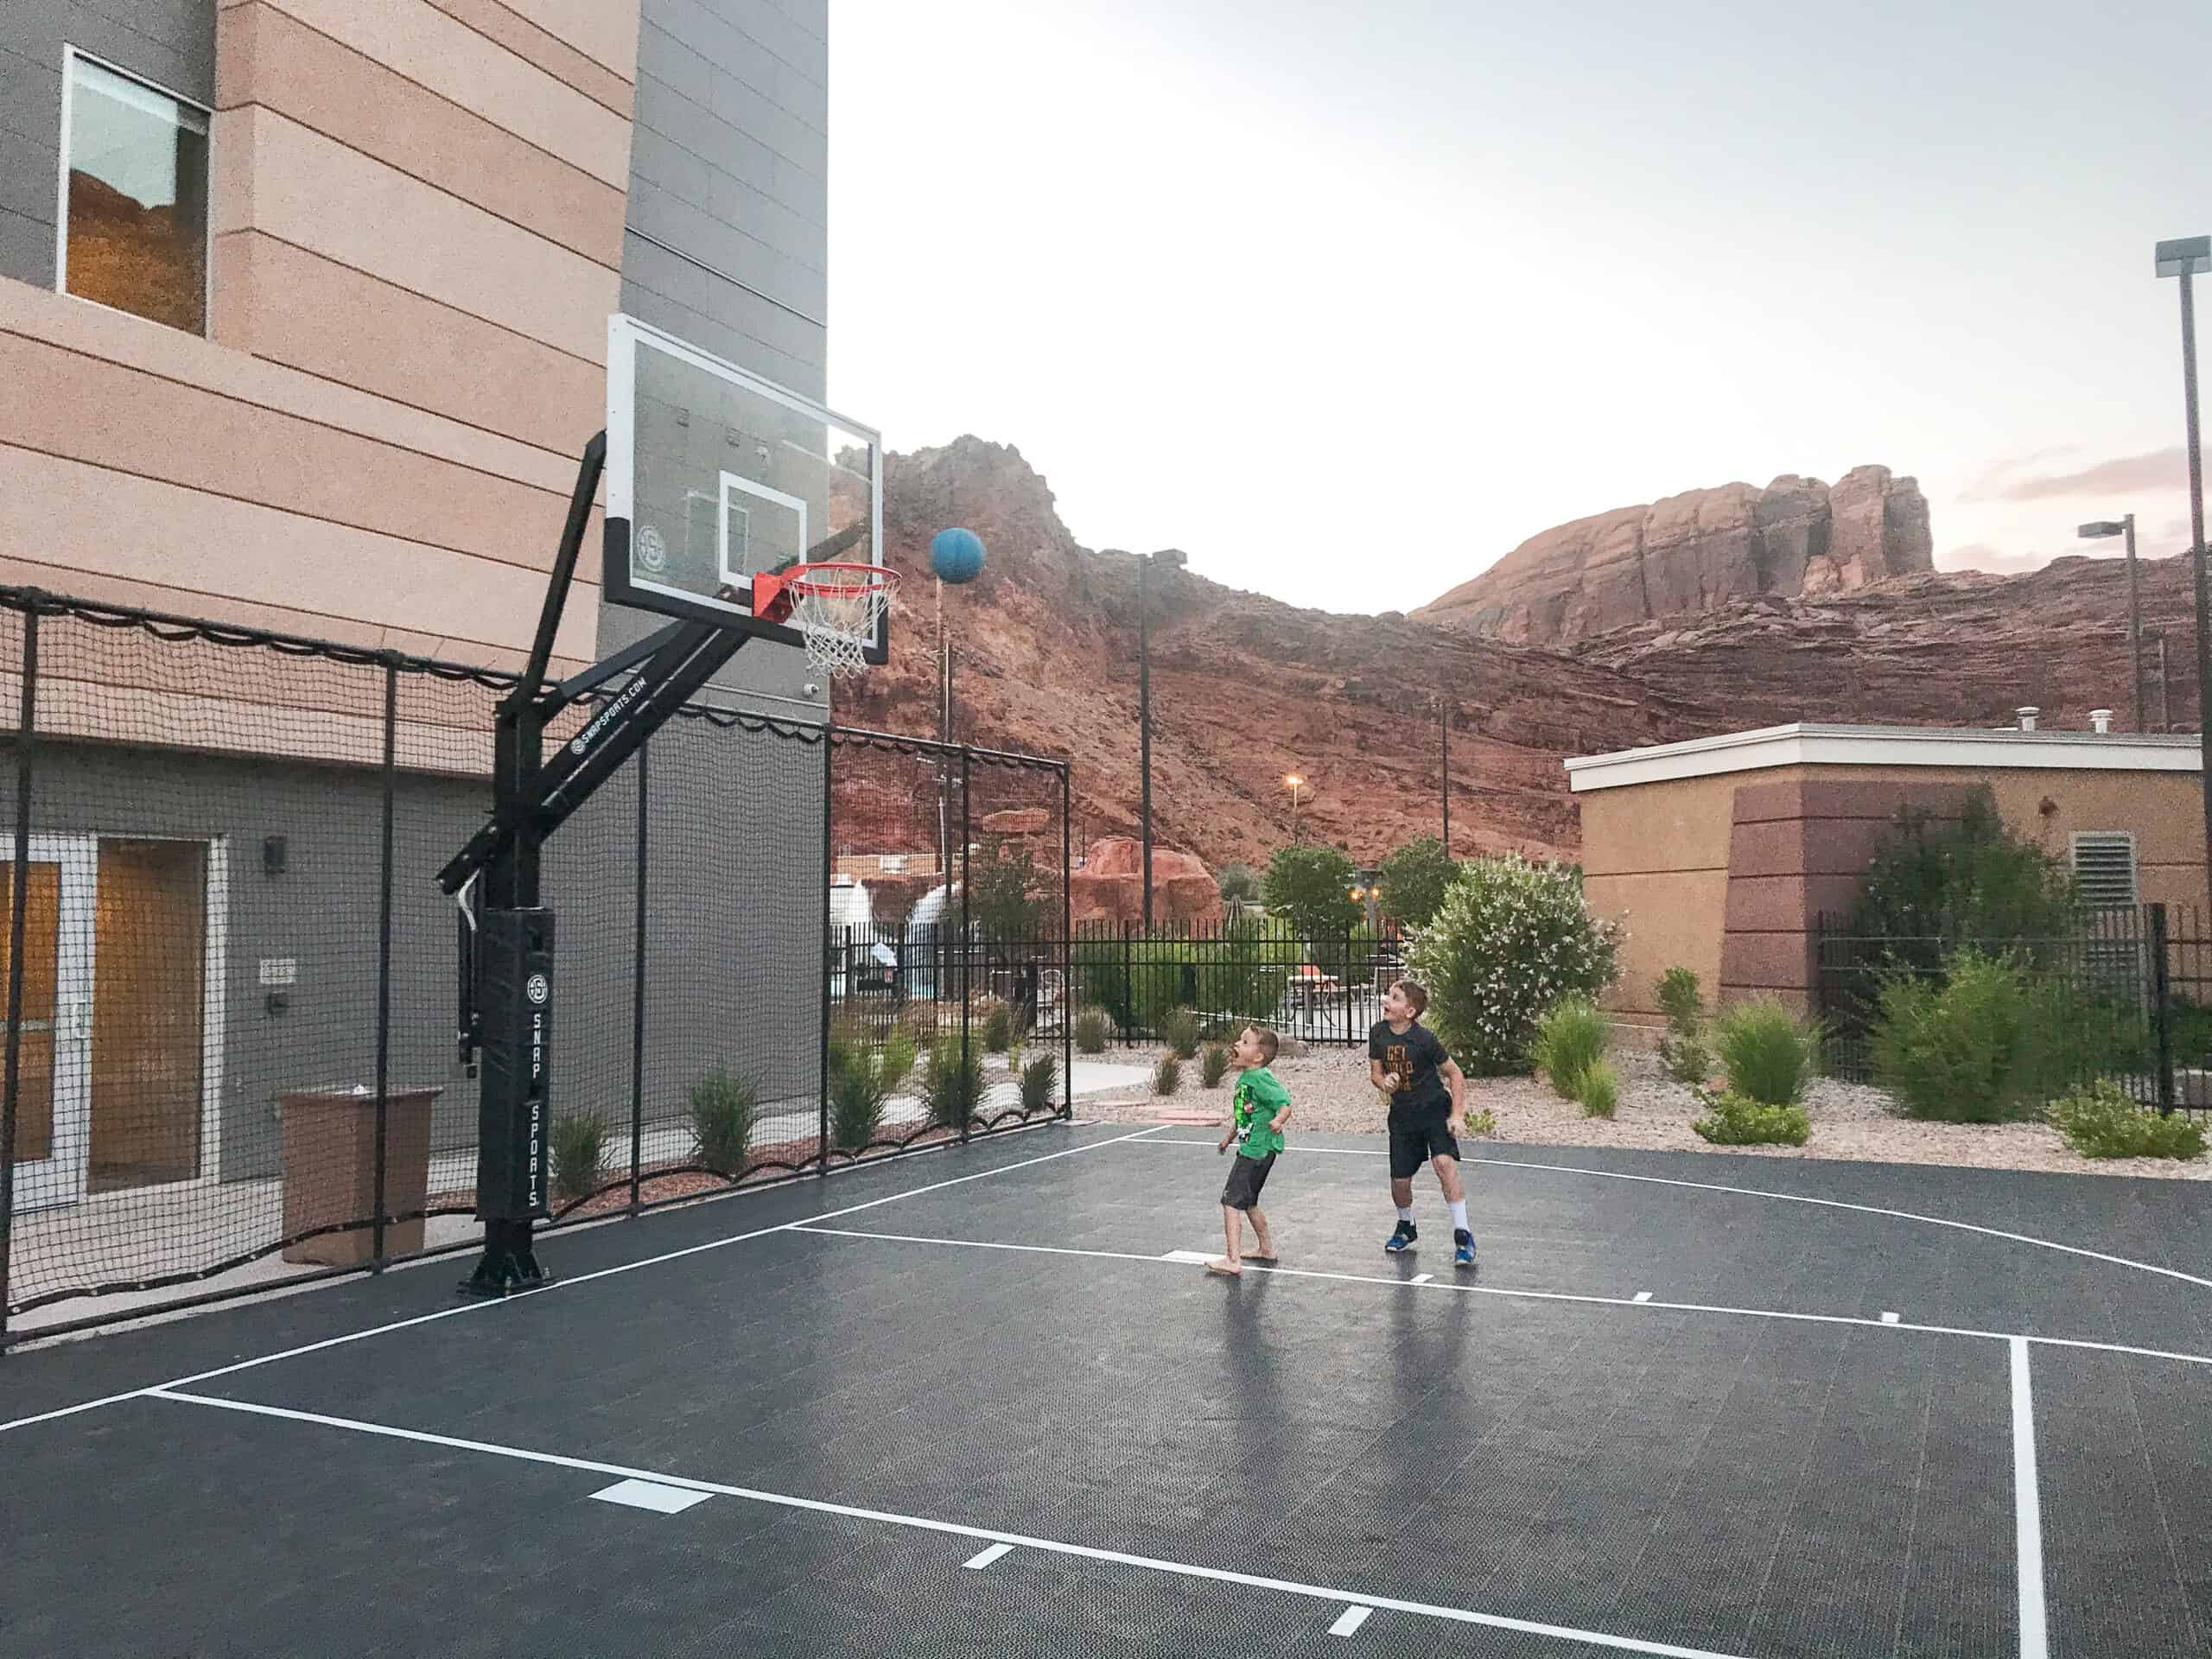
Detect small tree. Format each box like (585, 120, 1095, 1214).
(1262, 843, 1360, 941)
(1217, 861, 1259, 908)
(1376, 836, 1459, 930)
(1406, 853, 1622, 1076)
(1847, 793, 2079, 954)
(968, 833, 1047, 1033)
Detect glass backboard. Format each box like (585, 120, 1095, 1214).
(604, 314, 886, 663)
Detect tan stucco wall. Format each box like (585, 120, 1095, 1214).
(1583, 761, 2210, 1021)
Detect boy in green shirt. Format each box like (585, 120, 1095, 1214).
(1208, 1025, 1291, 1277)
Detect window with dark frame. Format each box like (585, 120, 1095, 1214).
(59, 52, 211, 335)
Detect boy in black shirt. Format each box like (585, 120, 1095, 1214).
(1368, 978, 1475, 1268)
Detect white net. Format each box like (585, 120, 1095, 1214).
(788, 565, 896, 677)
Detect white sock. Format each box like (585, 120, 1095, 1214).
(1396, 1206, 1414, 1224)
(1449, 1199, 1469, 1233)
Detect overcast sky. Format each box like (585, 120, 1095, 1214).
(827, 0, 2211, 613)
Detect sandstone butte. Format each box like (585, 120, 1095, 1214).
(1413, 467, 1934, 646)
(831, 437, 2190, 878)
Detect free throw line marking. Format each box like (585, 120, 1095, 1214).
(1634, 1292, 1653, 1303)
(964, 1542, 1013, 1569)
(2012, 1338, 2050, 1659)
(1882, 1311, 1901, 1324)
(145, 1389, 1753, 1659)
(1, 1127, 1164, 1439)
(1410, 1274, 1433, 1285)
(1331, 1605, 1375, 1636)
(1134, 1138, 2212, 1294)
(788, 1224, 2212, 1368)
(592, 1478, 711, 1515)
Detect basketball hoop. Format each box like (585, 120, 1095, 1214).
(756, 561, 898, 677)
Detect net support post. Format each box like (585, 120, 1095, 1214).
(817, 728, 834, 1174)
(0, 601, 40, 1350)
(1060, 763, 1073, 1119)
(2151, 902, 2176, 1112)
(959, 747, 972, 1145)
(372, 655, 398, 1269)
(629, 739, 649, 1216)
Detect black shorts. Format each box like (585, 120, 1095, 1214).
(1221, 1151, 1276, 1210)
(1389, 1116, 1460, 1179)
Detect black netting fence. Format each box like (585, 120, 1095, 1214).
(0, 588, 1069, 1343)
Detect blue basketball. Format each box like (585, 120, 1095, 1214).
(930, 527, 987, 584)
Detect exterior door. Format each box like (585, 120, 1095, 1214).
(4, 835, 97, 1212)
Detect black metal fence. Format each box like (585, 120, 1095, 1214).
(1066, 919, 1405, 1048)
(0, 588, 1070, 1345)
(1813, 903, 2212, 1109)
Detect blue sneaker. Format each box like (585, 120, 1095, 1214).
(1453, 1230, 1477, 1268)
(1384, 1219, 1417, 1255)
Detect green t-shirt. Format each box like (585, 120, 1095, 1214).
(1231, 1065, 1290, 1159)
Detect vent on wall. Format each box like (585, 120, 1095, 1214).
(2071, 832, 2139, 909)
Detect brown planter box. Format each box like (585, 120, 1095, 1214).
(280, 1084, 442, 1266)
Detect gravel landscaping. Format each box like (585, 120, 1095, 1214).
(1077, 1042, 2212, 1181)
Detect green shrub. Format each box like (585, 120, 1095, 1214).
(2047, 1080, 2209, 1160)
(1153, 1053, 1182, 1096)
(1217, 861, 1259, 907)
(550, 1113, 606, 1204)
(1578, 1059, 1620, 1119)
(879, 1023, 918, 1093)
(1692, 1088, 1811, 1147)
(1262, 843, 1362, 940)
(1847, 793, 2081, 958)
(1074, 1006, 1111, 1054)
(1655, 968, 1712, 1084)
(1870, 950, 2046, 1123)
(918, 1042, 986, 1130)
(1405, 852, 1623, 1076)
(1713, 998, 1821, 1105)
(1531, 996, 1609, 1100)
(1464, 1107, 1498, 1137)
(1199, 1043, 1231, 1088)
(982, 1002, 1014, 1053)
(1020, 1053, 1059, 1115)
(827, 1039, 893, 1159)
(1164, 1007, 1201, 1060)
(690, 1070, 760, 1177)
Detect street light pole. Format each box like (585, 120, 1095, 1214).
(2077, 515, 2142, 730)
(1138, 555, 1154, 932)
(1284, 774, 1305, 844)
(1439, 699, 1452, 855)
(1135, 550, 1185, 933)
(2157, 235, 2212, 894)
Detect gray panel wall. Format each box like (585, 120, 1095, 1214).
(22, 723, 823, 1183)
(606, 0, 832, 724)
(0, 0, 216, 295)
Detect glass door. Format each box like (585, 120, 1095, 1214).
(5, 836, 97, 1213)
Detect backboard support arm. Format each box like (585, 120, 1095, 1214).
(443, 438, 749, 1300)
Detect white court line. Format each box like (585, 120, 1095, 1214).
(787, 1224, 2212, 1369)
(964, 1541, 1014, 1569)
(0, 1127, 1164, 1439)
(1331, 1605, 1375, 1636)
(1634, 1292, 1653, 1304)
(144, 1389, 1754, 1659)
(1410, 1273, 1433, 1286)
(2012, 1339, 2050, 1659)
(1882, 1312, 1902, 1325)
(1135, 1138, 2212, 1293)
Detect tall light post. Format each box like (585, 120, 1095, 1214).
(2157, 234, 2211, 889)
(2077, 516, 2141, 730)
(1135, 549, 1185, 931)
(1284, 773, 1306, 843)
(1438, 697, 1452, 855)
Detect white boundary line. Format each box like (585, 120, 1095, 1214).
(143, 1388, 1755, 1659)
(787, 1224, 2212, 1369)
(2012, 1339, 2050, 1659)
(0, 1127, 1162, 1439)
(1134, 1138, 2212, 1293)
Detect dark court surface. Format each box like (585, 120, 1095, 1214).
(6, 1121, 2212, 1657)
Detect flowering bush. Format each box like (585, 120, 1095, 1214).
(1406, 853, 1623, 1076)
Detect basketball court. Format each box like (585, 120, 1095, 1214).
(7, 1122, 2211, 1657)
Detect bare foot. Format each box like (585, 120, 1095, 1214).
(1247, 1251, 1278, 1266)
(1205, 1257, 1243, 1276)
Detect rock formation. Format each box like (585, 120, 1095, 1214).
(1414, 467, 1932, 646)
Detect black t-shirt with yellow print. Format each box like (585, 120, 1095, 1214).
(1370, 1019, 1452, 1122)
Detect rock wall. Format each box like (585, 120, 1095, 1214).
(1414, 466, 1932, 646)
